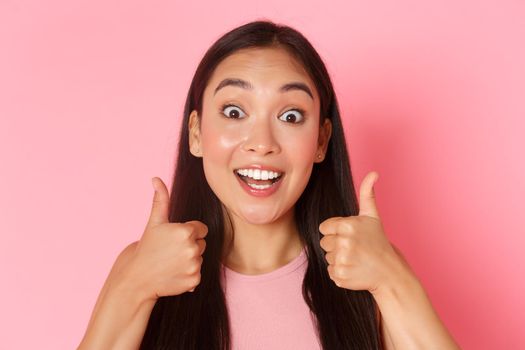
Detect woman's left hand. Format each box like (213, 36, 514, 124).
(319, 171, 413, 295)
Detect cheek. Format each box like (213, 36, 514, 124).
(281, 129, 319, 191)
(200, 118, 238, 158)
(281, 128, 319, 163)
(199, 122, 239, 196)
(200, 114, 240, 152)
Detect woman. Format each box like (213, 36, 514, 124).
(78, 20, 460, 349)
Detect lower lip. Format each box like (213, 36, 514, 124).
(234, 172, 284, 197)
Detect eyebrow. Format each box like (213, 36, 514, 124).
(213, 78, 314, 100)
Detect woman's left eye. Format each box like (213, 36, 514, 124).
(278, 109, 305, 124)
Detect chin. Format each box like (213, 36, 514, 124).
(236, 207, 283, 225)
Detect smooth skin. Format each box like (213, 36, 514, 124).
(187, 46, 332, 273)
(78, 47, 461, 349)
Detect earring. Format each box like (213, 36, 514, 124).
(317, 153, 322, 159)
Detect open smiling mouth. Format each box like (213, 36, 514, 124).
(233, 170, 284, 190)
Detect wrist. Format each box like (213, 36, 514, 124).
(111, 266, 157, 308)
(78, 278, 155, 350)
(372, 270, 422, 303)
(371, 251, 422, 302)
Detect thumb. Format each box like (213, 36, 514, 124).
(358, 171, 380, 219)
(147, 177, 170, 227)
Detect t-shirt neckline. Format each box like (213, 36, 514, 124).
(221, 247, 307, 282)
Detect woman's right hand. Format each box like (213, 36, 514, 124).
(116, 176, 208, 302)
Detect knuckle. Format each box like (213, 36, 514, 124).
(339, 219, 356, 233)
(176, 224, 194, 239)
(334, 266, 344, 278)
(186, 257, 202, 274)
(186, 246, 199, 258)
(186, 263, 198, 275)
(336, 253, 349, 265)
(324, 252, 332, 264)
(190, 273, 201, 287)
(336, 236, 351, 249)
(200, 243, 206, 255)
(183, 228, 194, 240)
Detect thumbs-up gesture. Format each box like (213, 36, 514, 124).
(119, 177, 208, 301)
(319, 171, 411, 295)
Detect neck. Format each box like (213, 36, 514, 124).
(221, 205, 304, 275)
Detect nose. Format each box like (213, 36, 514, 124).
(241, 117, 281, 156)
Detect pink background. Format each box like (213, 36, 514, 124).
(1, 1, 524, 349)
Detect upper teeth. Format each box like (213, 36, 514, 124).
(236, 168, 282, 180)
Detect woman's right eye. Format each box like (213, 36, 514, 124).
(221, 103, 246, 119)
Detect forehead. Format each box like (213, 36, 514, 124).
(205, 47, 318, 101)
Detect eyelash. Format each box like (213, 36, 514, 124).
(219, 103, 306, 124)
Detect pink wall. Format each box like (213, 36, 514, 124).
(1, 1, 523, 349)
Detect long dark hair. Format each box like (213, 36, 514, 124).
(140, 19, 384, 349)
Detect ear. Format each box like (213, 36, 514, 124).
(315, 118, 332, 162)
(188, 110, 203, 158)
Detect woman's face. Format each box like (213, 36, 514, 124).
(189, 47, 331, 225)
